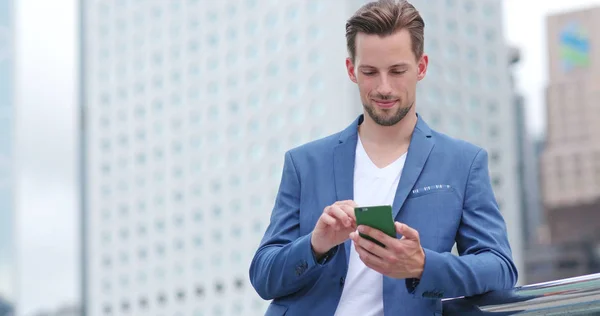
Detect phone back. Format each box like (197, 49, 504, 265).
(354, 205, 396, 245)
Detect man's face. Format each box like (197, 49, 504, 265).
(346, 28, 428, 126)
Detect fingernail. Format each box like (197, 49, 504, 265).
(358, 226, 365, 233)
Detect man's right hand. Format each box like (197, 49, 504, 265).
(310, 200, 358, 258)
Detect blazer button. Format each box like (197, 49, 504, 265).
(340, 277, 345, 286)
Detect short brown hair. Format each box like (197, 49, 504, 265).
(346, 0, 425, 62)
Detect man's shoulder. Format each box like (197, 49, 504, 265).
(287, 131, 342, 157)
(429, 128, 485, 160)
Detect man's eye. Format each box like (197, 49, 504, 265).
(362, 72, 376, 76)
(391, 70, 406, 75)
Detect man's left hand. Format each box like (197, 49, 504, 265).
(350, 222, 425, 279)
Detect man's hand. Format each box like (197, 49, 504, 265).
(350, 222, 425, 279)
(311, 200, 357, 258)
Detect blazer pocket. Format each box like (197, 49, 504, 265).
(408, 184, 456, 199)
(265, 303, 288, 316)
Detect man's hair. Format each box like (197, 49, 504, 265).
(346, 0, 425, 62)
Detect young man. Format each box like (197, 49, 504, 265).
(249, 0, 518, 315)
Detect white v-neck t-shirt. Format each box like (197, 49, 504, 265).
(334, 137, 407, 316)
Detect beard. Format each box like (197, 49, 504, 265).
(363, 94, 413, 126)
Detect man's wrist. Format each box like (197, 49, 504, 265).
(310, 234, 331, 259)
(414, 247, 425, 279)
(312, 247, 328, 261)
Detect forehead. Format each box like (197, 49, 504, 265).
(354, 29, 416, 66)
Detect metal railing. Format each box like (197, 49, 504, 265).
(442, 273, 600, 315)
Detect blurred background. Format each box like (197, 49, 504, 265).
(1, 0, 600, 315)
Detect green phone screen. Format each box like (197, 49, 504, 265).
(354, 205, 397, 248)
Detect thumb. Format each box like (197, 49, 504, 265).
(395, 222, 419, 241)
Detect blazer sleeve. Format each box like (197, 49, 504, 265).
(249, 150, 337, 300)
(408, 148, 519, 299)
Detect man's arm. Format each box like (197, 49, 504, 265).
(408, 148, 518, 299)
(249, 151, 336, 300)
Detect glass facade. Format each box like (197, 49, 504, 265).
(0, 0, 14, 309)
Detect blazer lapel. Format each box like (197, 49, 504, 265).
(391, 115, 435, 220)
(333, 116, 361, 265)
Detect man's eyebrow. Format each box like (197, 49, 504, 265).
(358, 63, 410, 69)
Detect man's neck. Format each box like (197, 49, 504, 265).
(358, 112, 418, 148)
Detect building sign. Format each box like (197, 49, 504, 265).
(559, 22, 590, 72)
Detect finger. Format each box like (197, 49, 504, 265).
(396, 222, 420, 241)
(320, 212, 337, 228)
(358, 225, 396, 248)
(337, 204, 357, 222)
(354, 241, 387, 269)
(326, 205, 352, 227)
(336, 200, 358, 208)
(352, 231, 391, 260)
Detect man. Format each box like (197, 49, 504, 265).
(249, 0, 518, 315)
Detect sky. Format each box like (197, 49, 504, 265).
(13, 0, 600, 315)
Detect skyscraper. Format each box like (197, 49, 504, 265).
(0, 0, 15, 313)
(541, 5, 600, 243)
(80, 1, 359, 315)
(80, 1, 523, 315)
(535, 5, 600, 280)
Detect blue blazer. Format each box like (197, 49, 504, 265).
(249, 114, 518, 316)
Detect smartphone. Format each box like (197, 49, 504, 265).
(354, 205, 397, 248)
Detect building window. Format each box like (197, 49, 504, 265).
(139, 297, 148, 309)
(215, 281, 224, 294)
(469, 72, 479, 87)
(121, 301, 130, 313)
(488, 101, 498, 114)
(463, 0, 474, 12)
(195, 285, 205, 298)
(489, 126, 499, 139)
(470, 121, 481, 137)
(194, 235, 202, 248)
(234, 278, 244, 290)
(157, 293, 167, 305)
(490, 151, 500, 165)
(176, 290, 186, 301)
(446, 20, 457, 32)
(493, 176, 502, 188)
(487, 53, 496, 67)
(446, 42, 458, 59)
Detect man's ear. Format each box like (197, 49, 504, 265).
(346, 57, 358, 83)
(417, 54, 428, 81)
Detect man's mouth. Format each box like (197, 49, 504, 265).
(372, 99, 397, 108)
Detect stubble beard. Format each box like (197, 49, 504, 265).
(363, 100, 413, 127)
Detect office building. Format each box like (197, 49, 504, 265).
(80, 0, 523, 315)
(509, 46, 544, 249)
(0, 0, 15, 313)
(536, 5, 600, 281)
(80, 1, 358, 315)
(542, 6, 600, 243)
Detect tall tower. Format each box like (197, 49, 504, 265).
(80, 1, 358, 315)
(541, 6, 600, 243)
(536, 6, 600, 281)
(0, 0, 16, 313)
